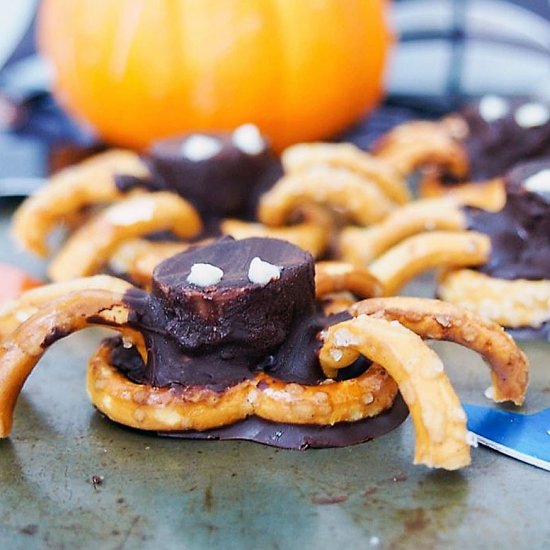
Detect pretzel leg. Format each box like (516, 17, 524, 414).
(0, 289, 139, 437)
(319, 314, 471, 470)
(12, 150, 148, 256)
(368, 231, 491, 296)
(48, 192, 202, 282)
(350, 297, 528, 405)
(339, 199, 466, 265)
(0, 275, 133, 341)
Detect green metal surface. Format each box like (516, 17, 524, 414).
(1, 202, 549, 549)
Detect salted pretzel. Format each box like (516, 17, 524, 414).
(281, 142, 411, 204)
(0, 237, 529, 470)
(47, 192, 202, 282)
(12, 149, 148, 257)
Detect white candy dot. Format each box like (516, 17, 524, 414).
(232, 124, 265, 155)
(248, 257, 281, 285)
(181, 135, 222, 161)
(524, 169, 550, 194)
(187, 263, 224, 287)
(478, 95, 509, 123)
(514, 102, 550, 128)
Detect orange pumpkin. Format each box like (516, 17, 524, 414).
(38, 0, 392, 151)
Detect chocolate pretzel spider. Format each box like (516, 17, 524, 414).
(0, 237, 528, 470)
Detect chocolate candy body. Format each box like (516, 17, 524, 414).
(152, 237, 315, 354)
(147, 133, 277, 219)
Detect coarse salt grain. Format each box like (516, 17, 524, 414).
(248, 257, 281, 285)
(232, 124, 265, 155)
(186, 263, 224, 287)
(181, 134, 223, 161)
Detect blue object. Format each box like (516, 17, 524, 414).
(463, 404, 550, 472)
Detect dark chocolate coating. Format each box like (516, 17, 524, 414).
(159, 395, 409, 449)
(465, 159, 550, 280)
(460, 98, 550, 180)
(116, 131, 281, 220)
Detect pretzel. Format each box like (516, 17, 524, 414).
(419, 171, 506, 211)
(372, 121, 469, 178)
(339, 199, 467, 265)
(368, 231, 491, 296)
(88, 345, 397, 431)
(438, 269, 550, 329)
(108, 239, 192, 287)
(47, 192, 202, 282)
(319, 314, 471, 470)
(0, 289, 138, 437)
(12, 150, 148, 256)
(350, 297, 528, 405)
(257, 167, 397, 227)
(0, 275, 132, 341)
(315, 262, 383, 299)
(221, 218, 331, 259)
(282, 142, 411, 204)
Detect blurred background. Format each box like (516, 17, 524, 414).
(0, 0, 548, 188)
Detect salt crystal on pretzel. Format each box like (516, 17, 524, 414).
(282, 142, 410, 204)
(319, 314, 471, 470)
(12, 150, 148, 257)
(47, 192, 202, 282)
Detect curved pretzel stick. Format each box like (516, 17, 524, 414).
(368, 231, 491, 296)
(0, 289, 140, 437)
(350, 297, 529, 405)
(48, 192, 202, 282)
(258, 167, 397, 227)
(439, 269, 550, 329)
(0, 275, 133, 341)
(319, 314, 471, 470)
(12, 150, 148, 256)
(339, 199, 466, 265)
(373, 121, 469, 178)
(221, 218, 331, 259)
(315, 262, 383, 299)
(282, 142, 411, 204)
(109, 239, 192, 287)
(88, 344, 397, 431)
(419, 172, 506, 212)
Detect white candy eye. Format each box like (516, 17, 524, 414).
(478, 95, 509, 123)
(232, 124, 265, 155)
(514, 102, 550, 128)
(187, 263, 224, 287)
(247, 257, 281, 285)
(524, 169, 550, 194)
(181, 135, 223, 161)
